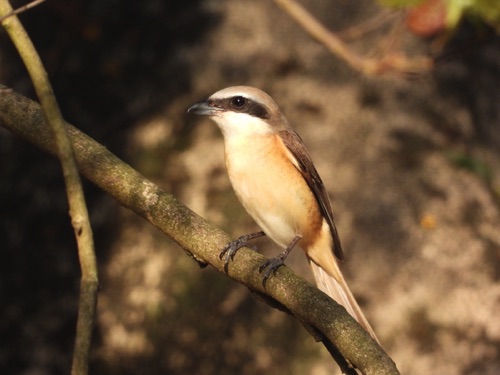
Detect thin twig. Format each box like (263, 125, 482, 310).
(0, 0, 45, 23)
(274, 0, 433, 76)
(338, 9, 399, 40)
(274, 0, 373, 73)
(0, 2, 98, 375)
(375, 14, 407, 58)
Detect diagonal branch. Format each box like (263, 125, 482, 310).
(0, 88, 400, 375)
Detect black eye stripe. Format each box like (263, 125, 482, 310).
(246, 101, 270, 119)
(212, 96, 270, 120)
(208, 97, 271, 120)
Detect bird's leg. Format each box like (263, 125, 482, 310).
(220, 231, 266, 269)
(259, 234, 302, 282)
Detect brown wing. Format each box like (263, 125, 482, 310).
(279, 129, 344, 260)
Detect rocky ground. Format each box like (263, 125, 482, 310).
(1, 1, 499, 374)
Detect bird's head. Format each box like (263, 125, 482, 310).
(188, 86, 289, 138)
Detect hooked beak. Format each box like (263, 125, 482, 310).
(187, 100, 222, 116)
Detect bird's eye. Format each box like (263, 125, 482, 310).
(231, 96, 246, 108)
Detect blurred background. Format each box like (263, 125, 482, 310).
(1, 0, 499, 374)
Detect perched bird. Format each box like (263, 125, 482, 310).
(188, 86, 378, 341)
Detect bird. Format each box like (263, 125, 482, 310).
(188, 86, 378, 342)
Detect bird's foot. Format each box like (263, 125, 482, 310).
(258, 234, 302, 285)
(220, 231, 265, 271)
(259, 255, 286, 283)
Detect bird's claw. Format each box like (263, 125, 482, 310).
(259, 256, 285, 284)
(220, 235, 259, 271)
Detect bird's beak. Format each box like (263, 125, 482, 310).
(187, 100, 222, 116)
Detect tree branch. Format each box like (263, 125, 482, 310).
(0, 88, 400, 375)
(0, 2, 97, 375)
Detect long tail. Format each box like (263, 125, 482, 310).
(309, 260, 379, 343)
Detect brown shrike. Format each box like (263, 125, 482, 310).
(188, 86, 378, 341)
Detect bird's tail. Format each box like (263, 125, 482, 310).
(309, 260, 379, 343)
